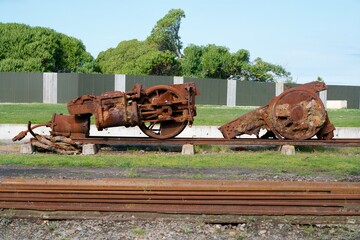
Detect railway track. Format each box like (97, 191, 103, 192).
(1, 178, 359, 216)
(72, 137, 360, 147)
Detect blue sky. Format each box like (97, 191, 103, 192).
(1, 0, 359, 85)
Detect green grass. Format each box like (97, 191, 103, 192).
(327, 109, 360, 127)
(0, 147, 359, 177)
(1, 103, 359, 127)
(0, 103, 67, 124)
(195, 105, 256, 126)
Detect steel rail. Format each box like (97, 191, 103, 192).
(70, 137, 360, 147)
(1, 197, 358, 207)
(0, 178, 359, 216)
(1, 191, 359, 199)
(2, 178, 360, 192)
(0, 202, 358, 216)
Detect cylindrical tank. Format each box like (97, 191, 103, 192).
(50, 114, 90, 138)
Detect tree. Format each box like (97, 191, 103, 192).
(97, 9, 185, 76)
(97, 39, 180, 75)
(0, 24, 59, 72)
(316, 76, 324, 82)
(180, 44, 204, 77)
(96, 8, 292, 81)
(230, 49, 251, 79)
(246, 58, 291, 82)
(146, 9, 185, 57)
(58, 34, 98, 73)
(201, 44, 232, 79)
(181, 44, 233, 79)
(181, 43, 291, 82)
(0, 23, 98, 73)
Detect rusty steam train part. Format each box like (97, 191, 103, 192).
(12, 122, 50, 142)
(1, 178, 360, 215)
(13, 82, 199, 143)
(219, 81, 335, 140)
(66, 82, 199, 139)
(138, 84, 194, 139)
(26, 121, 83, 155)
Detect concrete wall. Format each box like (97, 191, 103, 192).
(327, 100, 347, 109)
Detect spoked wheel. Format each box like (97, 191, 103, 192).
(138, 85, 188, 139)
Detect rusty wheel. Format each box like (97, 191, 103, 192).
(268, 87, 326, 140)
(138, 85, 188, 139)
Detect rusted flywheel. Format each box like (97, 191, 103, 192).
(138, 85, 188, 139)
(268, 86, 326, 140)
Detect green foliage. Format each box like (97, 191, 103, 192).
(58, 34, 99, 73)
(316, 76, 324, 82)
(181, 44, 291, 82)
(245, 57, 291, 82)
(181, 44, 234, 79)
(0, 23, 98, 73)
(181, 44, 204, 77)
(0, 9, 291, 80)
(232, 49, 251, 75)
(96, 8, 291, 81)
(146, 9, 185, 57)
(201, 44, 233, 79)
(97, 9, 185, 76)
(97, 39, 179, 75)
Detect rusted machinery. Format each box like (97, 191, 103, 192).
(219, 81, 335, 140)
(63, 82, 198, 139)
(12, 83, 199, 153)
(13, 81, 338, 154)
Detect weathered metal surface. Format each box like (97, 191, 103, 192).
(138, 84, 198, 139)
(66, 82, 199, 139)
(219, 81, 335, 140)
(49, 114, 90, 138)
(1, 178, 359, 215)
(12, 82, 199, 150)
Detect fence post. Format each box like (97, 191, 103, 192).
(43, 72, 57, 104)
(174, 76, 184, 84)
(319, 90, 327, 109)
(227, 79, 237, 107)
(114, 74, 126, 91)
(275, 82, 284, 96)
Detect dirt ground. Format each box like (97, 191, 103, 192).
(1, 141, 360, 240)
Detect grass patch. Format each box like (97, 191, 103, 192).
(194, 105, 255, 126)
(327, 109, 360, 127)
(0, 103, 67, 124)
(0, 148, 359, 177)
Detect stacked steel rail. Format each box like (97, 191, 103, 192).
(1, 178, 359, 215)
